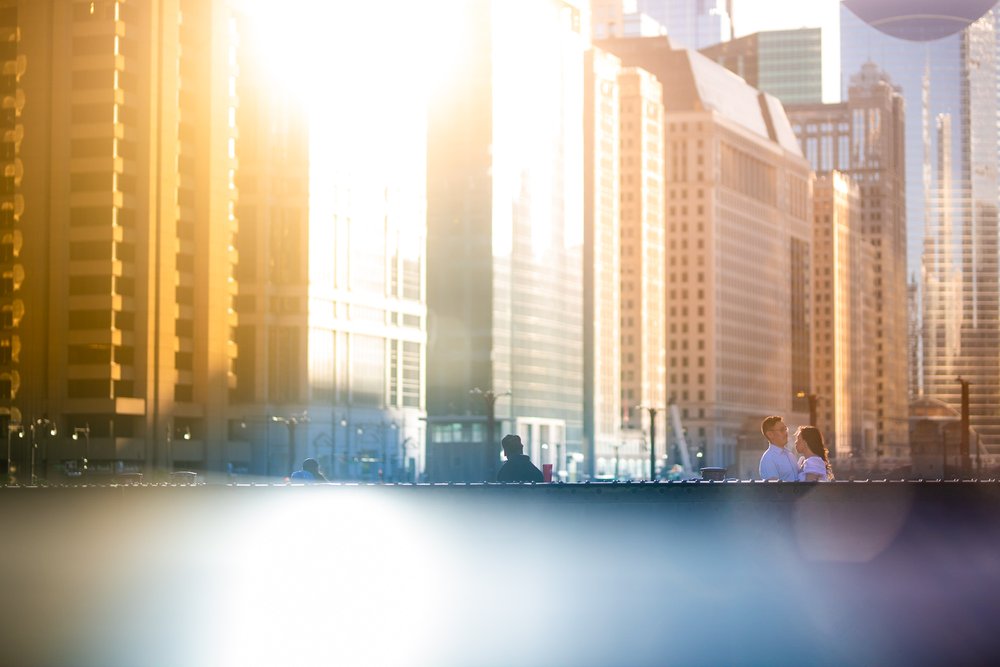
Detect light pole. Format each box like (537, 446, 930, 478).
(6, 422, 24, 484)
(378, 421, 398, 482)
(72, 425, 90, 479)
(976, 431, 982, 478)
(333, 416, 347, 479)
(796, 391, 818, 427)
(399, 436, 415, 483)
(636, 405, 663, 480)
(272, 412, 310, 477)
(29, 417, 57, 484)
(941, 427, 948, 478)
(957, 377, 971, 477)
(470, 388, 511, 481)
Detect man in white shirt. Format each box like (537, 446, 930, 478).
(758, 415, 799, 481)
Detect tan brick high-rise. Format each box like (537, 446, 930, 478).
(3, 0, 237, 480)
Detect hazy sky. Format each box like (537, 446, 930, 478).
(735, 0, 842, 102)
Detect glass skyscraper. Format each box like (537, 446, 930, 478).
(701, 28, 823, 106)
(426, 0, 586, 482)
(842, 1, 1000, 461)
(635, 0, 731, 50)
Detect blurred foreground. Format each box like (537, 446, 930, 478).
(1, 481, 999, 667)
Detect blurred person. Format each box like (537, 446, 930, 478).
(496, 434, 544, 483)
(290, 458, 328, 483)
(794, 426, 834, 482)
(758, 416, 798, 481)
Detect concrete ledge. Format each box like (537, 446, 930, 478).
(1, 482, 998, 667)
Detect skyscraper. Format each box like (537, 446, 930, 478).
(636, 0, 731, 50)
(700, 28, 823, 105)
(426, 0, 587, 482)
(231, 11, 311, 477)
(3, 0, 238, 480)
(787, 62, 909, 466)
(597, 38, 813, 472)
(590, 0, 666, 40)
(232, 5, 429, 482)
(812, 173, 864, 460)
(618, 66, 666, 474)
(584, 48, 622, 479)
(842, 2, 1000, 462)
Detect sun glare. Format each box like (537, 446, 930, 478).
(238, 0, 456, 242)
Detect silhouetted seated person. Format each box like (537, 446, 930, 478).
(290, 458, 328, 483)
(496, 434, 544, 483)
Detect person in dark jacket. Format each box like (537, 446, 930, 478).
(290, 458, 328, 483)
(496, 434, 544, 483)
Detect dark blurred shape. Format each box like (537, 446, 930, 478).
(842, 0, 997, 41)
(699, 466, 727, 481)
(168, 471, 198, 485)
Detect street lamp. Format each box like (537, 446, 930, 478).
(29, 417, 57, 484)
(6, 422, 24, 484)
(72, 424, 90, 479)
(795, 391, 818, 427)
(332, 416, 347, 479)
(380, 421, 398, 482)
(470, 388, 511, 481)
(957, 377, 971, 477)
(272, 412, 310, 477)
(636, 405, 664, 481)
(399, 436, 415, 483)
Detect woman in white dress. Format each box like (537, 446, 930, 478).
(793, 426, 834, 481)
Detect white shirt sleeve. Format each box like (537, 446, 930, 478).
(802, 456, 827, 479)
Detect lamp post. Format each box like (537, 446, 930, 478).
(380, 421, 398, 482)
(636, 405, 663, 480)
(350, 425, 363, 479)
(941, 427, 948, 478)
(957, 377, 971, 477)
(796, 391, 818, 427)
(976, 431, 982, 478)
(333, 416, 347, 479)
(272, 412, 310, 477)
(29, 417, 57, 484)
(6, 422, 24, 484)
(470, 388, 511, 481)
(399, 435, 415, 483)
(72, 425, 90, 479)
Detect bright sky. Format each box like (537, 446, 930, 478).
(735, 0, 842, 103)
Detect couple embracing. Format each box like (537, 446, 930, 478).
(758, 415, 834, 482)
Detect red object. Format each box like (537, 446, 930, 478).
(542, 464, 553, 483)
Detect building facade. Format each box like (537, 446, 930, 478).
(636, 0, 731, 50)
(231, 6, 428, 482)
(700, 28, 822, 106)
(426, 0, 587, 482)
(787, 63, 909, 467)
(3, 0, 239, 481)
(618, 66, 666, 475)
(597, 38, 813, 473)
(811, 173, 863, 460)
(583, 48, 622, 479)
(842, 2, 1000, 462)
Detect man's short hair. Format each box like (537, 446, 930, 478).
(760, 416, 783, 438)
(501, 434, 522, 452)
